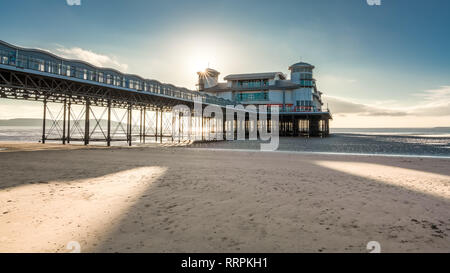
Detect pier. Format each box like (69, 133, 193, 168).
(0, 40, 331, 146)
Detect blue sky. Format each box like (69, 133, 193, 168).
(1, 0, 449, 127)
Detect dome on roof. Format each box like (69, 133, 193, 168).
(289, 62, 315, 70)
(197, 68, 220, 79)
(289, 61, 314, 68)
(197, 68, 220, 91)
(205, 68, 220, 76)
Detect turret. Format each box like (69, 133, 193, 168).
(197, 68, 220, 91)
(288, 62, 315, 84)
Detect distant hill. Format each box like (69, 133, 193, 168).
(0, 118, 122, 127)
(0, 118, 43, 126)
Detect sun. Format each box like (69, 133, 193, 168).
(191, 59, 209, 73)
(185, 44, 217, 75)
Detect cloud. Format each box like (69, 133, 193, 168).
(320, 75, 357, 85)
(410, 86, 450, 116)
(323, 96, 408, 117)
(53, 47, 129, 72)
(413, 86, 450, 104)
(324, 86, 450, 117)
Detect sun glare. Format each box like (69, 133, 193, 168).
(184, 44, 219, 75)
(191, 59, 209, 74)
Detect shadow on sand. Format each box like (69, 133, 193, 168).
(0, 146, 449, 253)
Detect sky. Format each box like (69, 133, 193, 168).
(0, 0, 449, 128)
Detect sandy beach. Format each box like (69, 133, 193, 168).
(0, 142, 449, 253)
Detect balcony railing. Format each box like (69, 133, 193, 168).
(268, 105, 319, 113)
(235, 92, 269, 102)
(233, 81, 269, 89)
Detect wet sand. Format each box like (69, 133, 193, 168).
(0, 142, 449, 253)
(190, 133, 450, 157)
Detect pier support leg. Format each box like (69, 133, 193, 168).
(209, 117, 212, 141)
(107, 100, 111, 147)
(279, 118, 283, 137)
(155, 110, 158, 142)
(42, 97, 47, 144)
(160, 109, 163, 143)
(67, 101, 71, 144)
(245, 114, 248, 139)
(84, 99, 90, 145)
(189, 112, 193, 141)
(178, 112, 182, 143)
(291, 115, 294, 137)
(206, 117, 209, 141)
(171, 111, 175, 142)
(223, 117, 226, 140)
(202, 116, 204, 141)
(309, 117, 319, 137)
(235, 118, 238, 139)
(128, 105, 132, 146)
(143, 107, 146, 144)
(140, 107, 143, 143)
(62, 98, 66, 144)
